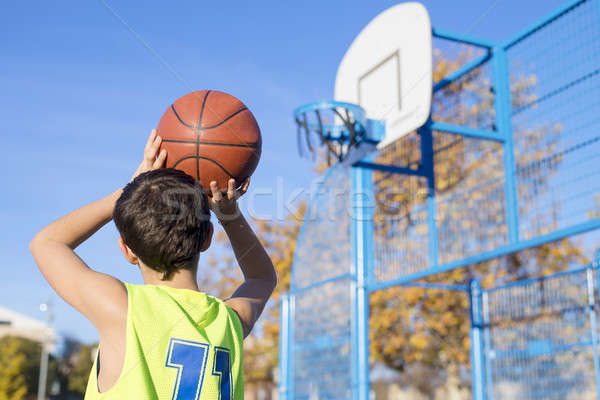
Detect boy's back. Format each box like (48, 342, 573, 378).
(85, 284, 244, 399)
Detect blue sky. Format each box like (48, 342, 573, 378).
(1, 0, 571, 343)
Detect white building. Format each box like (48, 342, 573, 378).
(0, 306, 56, 351)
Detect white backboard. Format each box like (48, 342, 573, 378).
(335, 2, 432, 148)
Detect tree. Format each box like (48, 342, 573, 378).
(0, 335, 63, 400)
(0, 336, 28, 400)
(60, 337, 96, 395)
(66, 345, 95, 394)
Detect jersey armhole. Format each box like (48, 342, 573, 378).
(93, 283, 132, 395)
(224, 302, 247, 339)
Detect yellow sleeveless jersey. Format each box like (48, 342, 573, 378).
(85, 283, 244, 400)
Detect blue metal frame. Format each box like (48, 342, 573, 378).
(285, 2, 600, 399)
(419, 126, 439, 268)
(279, 295, 290, 400)
(357, 0, 600, 291)
(587, 264, 600, 400)
(491, 45, 519, 244)
(427, 121, 503, 142)
(351, 162, 374, 400)
(481, 290, 493, 400)
(432, 28, 498, 48)
(287, 294, 295, 399)
(352, 161, 426, 177)
(469, 280, 486, 400)
(402, 281, 468, 291)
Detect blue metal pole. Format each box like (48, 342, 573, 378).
(590, 256, 600, 400)
(427, 121, 504, 142)
(351, 163, 373, 400)
(287, 295, 295, 399)
(363, 121, 384, 291)
(491, 45, 519, 244)
(419, 126, 439, 267)
(432, 27, 498, 48)
(400, 282, 468, 292)
(469, 279, 486, 400)
(482, 290, 494, 400)
(352, 161, 427, 177)
(279, 295, 290, 400)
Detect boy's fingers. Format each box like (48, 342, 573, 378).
(153, 149, 167, 169)
(210, 181, 222, 201)
(238, 177, 250, 197)
(227, 179, 235, 200)
(146, 135, 162, 160)
(144, 129, 157, 153)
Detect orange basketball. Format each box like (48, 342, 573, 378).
(156, 90, 262, 191)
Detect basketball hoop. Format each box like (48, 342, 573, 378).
(294, 101, 376, 165)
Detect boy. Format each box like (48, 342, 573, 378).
(29, 130, 276, 399)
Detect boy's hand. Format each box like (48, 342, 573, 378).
(209, 178, 250, 221)
(131, 129, 167, 181)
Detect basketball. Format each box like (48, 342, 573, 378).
(156, 90, 262, 191)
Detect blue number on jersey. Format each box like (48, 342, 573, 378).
(212, 347, 232, 400)
(166, 339, 209, 400)
(166, 338, 232, 400)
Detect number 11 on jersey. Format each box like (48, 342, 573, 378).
(166, 338, 232, 400)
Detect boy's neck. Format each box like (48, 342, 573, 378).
(139, 264, 200, 291)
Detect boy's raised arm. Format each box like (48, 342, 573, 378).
(29, 129, 166, 330)
(29, 189, 128, 328)
(213, 180, 277, 338)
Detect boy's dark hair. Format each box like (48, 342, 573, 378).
(113, 168, 211, 280)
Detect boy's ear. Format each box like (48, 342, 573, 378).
(118, 237, 139, 265)
(200, 222, 213, 252)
